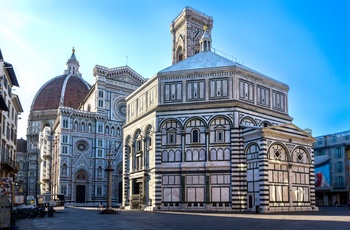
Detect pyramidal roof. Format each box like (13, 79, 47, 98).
(159, 51, 288, 88)
(69, 52, 77, 61)
(159, 51, 234, 73)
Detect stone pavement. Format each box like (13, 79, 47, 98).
(14, 206, 350, 230)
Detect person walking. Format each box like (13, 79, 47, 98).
(348, 200, 350, 211)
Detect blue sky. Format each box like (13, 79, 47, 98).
(1, 0, 349, 139)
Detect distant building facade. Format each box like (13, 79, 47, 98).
(15, 138, 27, 199)
(122, 7, 317, 213)
(314, 131, 350, 206)
(0, 49, 23, 180)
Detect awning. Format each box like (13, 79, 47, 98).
(4, 62, 19, 87)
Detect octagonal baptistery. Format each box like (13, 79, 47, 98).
(28, 49, 91, 130)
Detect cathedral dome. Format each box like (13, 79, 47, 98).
(30, 49, 91, 111)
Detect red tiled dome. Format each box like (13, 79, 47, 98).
(31, 75, 91, 111)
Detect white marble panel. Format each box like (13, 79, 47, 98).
(248, 169, 255, 180)
(283, 186, 288, 202)
(187, 188, 196, 201)
(172, 188, 180, 202)
(162, 176, 168, 185)
(169, 176, 174, 184)
(193, 151, 199, 161)
(163, 188, 172, 201)
(247, 182, 253, 192)
(211, 175, 217, 184)
(199, 176, 205, 184)
(193, 176, 198, 184)
(186, 176, 192, 184)
(254, 169, 259, 180)
(218, 175, 223, 184)
(270, 186, 275, 201)
(283, 172, 288, 183)
(175, 151, 181, 161)
(254, 181, 259, 192)
(169, 152, 174, 161)
(224, 175, 230, 184)
(196, 187, 204, 202)
(278, 171, 283, 183)
(221, 187, 229, 202)
(276, 186, 282, 201)
(212, 187, 220, 202)
(175, 176, 180, 185)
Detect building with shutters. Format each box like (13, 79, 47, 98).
(314, 131, 350, 206)
(0, 49, 23, 180)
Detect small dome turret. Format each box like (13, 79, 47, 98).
(200, 26, 212, 52)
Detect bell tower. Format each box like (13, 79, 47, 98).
(170, 7, 213, 64)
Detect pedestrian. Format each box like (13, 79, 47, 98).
(348, 200, 350, 211)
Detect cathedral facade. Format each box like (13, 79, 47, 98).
(122, 7, 317, 213)
(26, 49, 145, 205)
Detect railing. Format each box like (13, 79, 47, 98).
(1, 152, 19, 171)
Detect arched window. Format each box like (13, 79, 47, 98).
(105, 126, 109, 135)
(260, 121, 272, 127)
(192, 129, 200, 143)
(246, 144, 259, 161)
(241, 117, 255, 126)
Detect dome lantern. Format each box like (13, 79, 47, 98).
(65, 47, 80, 76)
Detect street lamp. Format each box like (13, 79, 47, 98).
(100, 145, 117, 214)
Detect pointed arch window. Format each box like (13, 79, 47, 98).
(98, 124, 103, 133)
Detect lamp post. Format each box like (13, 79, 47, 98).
(100, 151, 117, 214)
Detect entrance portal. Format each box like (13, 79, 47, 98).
(76, 185, 85, 203)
